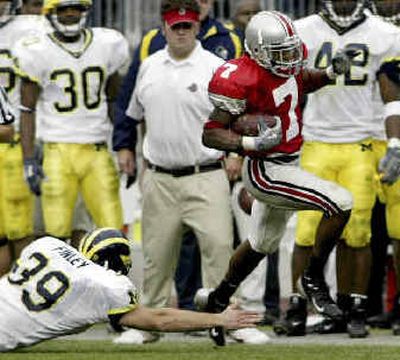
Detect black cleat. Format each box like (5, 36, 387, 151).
(391, 293, 400, 336)
(307, 317, 347, 334)
(194, 288, 228, 346)
(347, 294, 369, 338)
(347, 319, 369, 338)
(301, 271, 343, 321)
(367, 312, 391, 329)
(273, 294, 307, 336)
(392, 320, 400, 336)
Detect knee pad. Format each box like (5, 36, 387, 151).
(342, 208, 371, 248)
(385, 182, 400, 239)
(295, 210, 322, 247)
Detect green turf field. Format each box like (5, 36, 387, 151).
(3, 340, 400, 360)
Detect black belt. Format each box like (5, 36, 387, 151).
(148, 161, 223, 177)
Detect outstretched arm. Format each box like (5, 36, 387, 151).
(302, 47, 360, 94)
(119, 304, 262, 332)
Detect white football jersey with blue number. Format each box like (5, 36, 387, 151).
(13, 28, 129, 143)
(0, 237, 138, 352)
(295, 14, 400, 143)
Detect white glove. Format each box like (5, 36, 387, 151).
(242, 116, 282, 151)
(379, 138, 400, 184)
(326, 47, 361, 79)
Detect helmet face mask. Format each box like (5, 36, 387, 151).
(371, 0, 400, 25)
(245, 11, 303, 77)
(43, 0, 92, 38)
(79, 228, 132, 276)
(322, 0, 366, 29)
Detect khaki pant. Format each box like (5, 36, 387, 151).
(141, 168, 233, 308)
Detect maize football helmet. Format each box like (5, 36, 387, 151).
(321, 0, 367, 29)
(0, 0, 21, 26)
(245, 10, 304, 77)
(43, 0, 92, 37)
(371, 0, 400, 25)
(79, 228, 132, 275)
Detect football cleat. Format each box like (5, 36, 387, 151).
(194, 288, 228, 346)
(228, 328, 270, 344)
(392, 320, 400, 336)
(273, 294, 307, 336)
(307, 317, 347, 334)
(391, 293, 400, 335)
(301, 270, 343, 321)
(347, 294, 369, 338)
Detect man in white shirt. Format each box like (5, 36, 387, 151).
(117, 0, 251, 344)
(0, 227, 261, 352)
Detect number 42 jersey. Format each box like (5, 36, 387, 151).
(12, 28, 129, 143)
(0, 237, 138, 352)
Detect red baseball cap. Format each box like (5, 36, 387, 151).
(163, 8, 200, 26)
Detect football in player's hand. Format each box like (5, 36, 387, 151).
(230, 114, 277, 136)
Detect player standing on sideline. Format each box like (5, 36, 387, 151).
(276, 0, 400, 338)
(195, 10, 356, 346)
(0, 228, 261, 352)
(368, 0, 400, 335)
(15, 0, 126, 241)
(0, 0, 44, 276)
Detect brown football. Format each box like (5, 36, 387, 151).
(230, 114, 277, 136)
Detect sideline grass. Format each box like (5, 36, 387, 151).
(3, 341, 400, 360)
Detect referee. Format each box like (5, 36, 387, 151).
(0, 86, 15, 142)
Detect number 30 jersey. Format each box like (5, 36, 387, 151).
(12, 28, 129, 143)
(208, 54, 304, 158)
(0, 237, 139, 352)
(295, 14, 400, 143)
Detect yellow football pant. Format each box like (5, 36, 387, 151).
(42, 143, 123, 238)
(296, 141, 376, 248)
(0, 139, 33, 240)
(373, 139, 400, 240)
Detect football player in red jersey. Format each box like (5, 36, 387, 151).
(195, 10, 356, 345)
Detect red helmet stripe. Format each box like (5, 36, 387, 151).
(271, 11, 294, 36)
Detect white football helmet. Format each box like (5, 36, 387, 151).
(371, 0, 400, 25)
(0, 0, 21, 26)
(244, 10, 304, 77)
(43, 0, 92, 38)
(321, 0, 367, 29)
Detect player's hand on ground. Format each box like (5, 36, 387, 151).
(219, 304, 263, 330)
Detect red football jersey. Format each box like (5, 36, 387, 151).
(208, 54, 304, 157)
